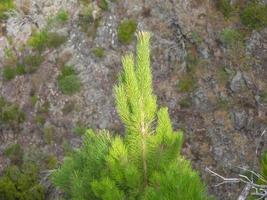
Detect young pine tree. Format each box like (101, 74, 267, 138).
(52, 32, 211, 200)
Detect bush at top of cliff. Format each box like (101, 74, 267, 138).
(118, 19, 137, 44)
(0, 0, 15, 20)
(240, 2, 267, 30)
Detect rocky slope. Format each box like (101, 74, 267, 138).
(0, 0, 267, 199)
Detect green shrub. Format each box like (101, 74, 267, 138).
(98, 0, 108, 10)
(92, 47, 105, 58)
(74, 124, 87, 135)
(0, 163, 45, 200)
(30, 95, 38, 106)
(78, 4, 100, 36)
(240, 2, 267, 30)
(52, 32, 211, 200)
(259, 91, 267, 103)
(28, 30, 66, 51)
(23, 54, 44, 73)
(35, 114, 46, 125)
(179, 96, 192, 108)
(3, 66, 16, 80)
(118, 19, 137, 44)
(45, 155, 58, 169)
(56, 9, 69, 23)
(0, 97, 26, 125)
(0, 0, 15, 20)
(260, 152, 267, 180)
(47, 32, 67, 48)
(220, 28, 243, 48)
(58, 75, 81, 95)
(58, 66, 81, 95)
(44, 126, 54, 144)
(217, 67, 229, 84)
(178, 75, 197, 92)
(58, 65, 76, 78)
(4, 143, 24, 165)
(217, 98, 230, 110)
(217, 0, 234, 18)
(16, 63, 27, 75)
(28, 30, 48, 52)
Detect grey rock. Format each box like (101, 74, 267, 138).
(0, 37, 9, 63)
(198, 43, 210, 59)
(231, 110, 248, 130)
(230, 71, 245, 92)
(192, 89, 209, 111)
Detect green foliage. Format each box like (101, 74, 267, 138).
(58, 66, 81, 95)
(73, 124, 87, 135)
(178, 75, 197, 93)
(179, 96, 192, 108)
(98, 0, 108, 11)
(240, 2, 267, 30)
(52, 32, 210, 200)
(46, 32, 67, 49)
(44, 126, 54, 144)
(28, 30, 66, 51)
(0, 97, 26, 125)
(0, 163, 45, 200)
(15, 63, 27, 75)
(191, 31, 203, 45)
(23, 54, 44, 73)
(4, 143, 24, 165)
(259, 91, 267, 103)
(220, 28, 243, 48)
(216, 67, 229, 84)
(56, 9, 69, 23)
(28, 30, 48, 52)
(78, 4, 100, 37)
(118, 19, 137, 44)
(217, 0, 234, 18)
(35, 114, 46, 125)
(92, 47, 105, 58)
(2, 66, 16, 80)
(260, 151, 267, 180)
(45, 155, 58, 169)
(30, 95, 38, 106)
(0, 0, 15, 20)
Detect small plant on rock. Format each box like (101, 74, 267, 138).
(220, 28, 243, 48)
(23, 54, 44, 73)
(2, 66, 16, 80)
(58, 65, 81, 95)
(0, 97, 26, 126)
(92, 47, 105, 58)
(98, 0, 108, 11)
(28, 30, 48, 52)
(118, 19, 137, 44)
(0, 0, 15, 20)
(0, 163, 45, 200)
(56, 9, 69, 23)
(240, 2, 267, 30)
(217, 0, 234, 18)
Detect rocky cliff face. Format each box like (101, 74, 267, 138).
(0, 0, 267, 199)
